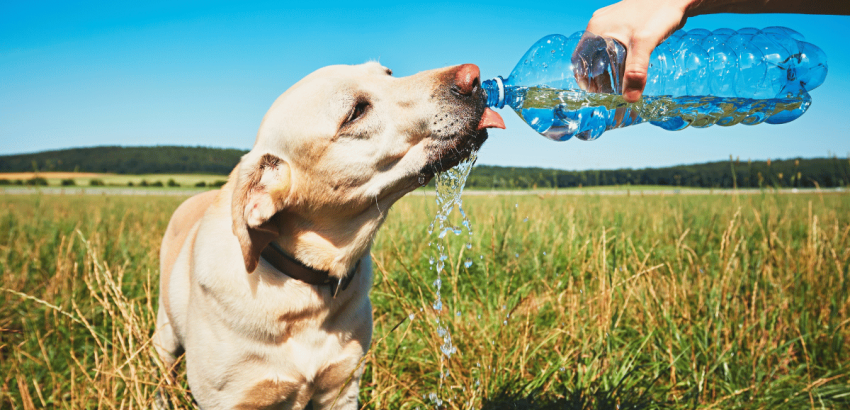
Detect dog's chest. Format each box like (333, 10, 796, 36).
(232, 332, 362, 408)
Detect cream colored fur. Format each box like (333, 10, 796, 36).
(154, 62, 492, 409)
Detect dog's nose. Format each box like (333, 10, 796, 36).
(452, 64, 481, 96)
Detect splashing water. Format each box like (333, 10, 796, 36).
(424, 150, 478, 406)
(428, 150, 477, 358)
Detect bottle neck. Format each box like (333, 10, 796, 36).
(482, 77, 505, 109)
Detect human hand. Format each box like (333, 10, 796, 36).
(578, 0, 691, 102)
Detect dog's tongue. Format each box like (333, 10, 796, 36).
(477, 108, 505, 130)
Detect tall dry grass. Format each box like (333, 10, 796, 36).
(1, 191, 849, 409)
(0, 195, 192, 409)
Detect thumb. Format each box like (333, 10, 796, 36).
(621, 36, 655, 103)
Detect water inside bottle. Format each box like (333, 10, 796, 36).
(512, 86, 810, 141)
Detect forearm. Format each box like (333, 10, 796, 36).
(684, 0, 850, 16)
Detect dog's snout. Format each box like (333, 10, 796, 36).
(451, 64, 481, 97)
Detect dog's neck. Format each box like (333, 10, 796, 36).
(271, 207, 386, 279)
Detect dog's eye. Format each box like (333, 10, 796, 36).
(346, 102, 369, 125)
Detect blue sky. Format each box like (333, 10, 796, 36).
(1, 1, 848, 170)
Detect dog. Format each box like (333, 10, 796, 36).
(153, 61, 505, 409)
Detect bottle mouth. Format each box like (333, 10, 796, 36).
(482, 77, 505, 108)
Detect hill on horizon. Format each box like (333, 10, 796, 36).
(1, 146, 848, 189)
(0, 146, 246, 175)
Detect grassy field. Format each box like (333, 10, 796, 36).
(1, 191, 849, 409)
(1, 171, 698, 193)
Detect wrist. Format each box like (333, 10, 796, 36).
(683, 0, 774, 17)
(682, 0, 709, 18)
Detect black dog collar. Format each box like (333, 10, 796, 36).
(260, 242, 359, 298)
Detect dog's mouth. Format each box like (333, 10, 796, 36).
(419, 85, 505, 178)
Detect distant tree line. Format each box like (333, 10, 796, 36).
(0, 146, 247, 174)
(1, 146, 848, 189)
(464, 157, 850, 189)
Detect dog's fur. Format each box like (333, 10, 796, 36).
(154, 62, 499, 409)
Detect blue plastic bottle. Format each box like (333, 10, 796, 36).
(482, 27, 828, 141)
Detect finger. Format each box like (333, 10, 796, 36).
(571, 32, 594, 91)
(622, 34, 656, 103)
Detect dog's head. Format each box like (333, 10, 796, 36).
(230, 62, 504, 274)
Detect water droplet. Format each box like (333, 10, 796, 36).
(503, 320, 508, 326)
(515, 253, 519, 258)
(409, 313, 415, 320)
(515, 203, 518, 208)
(453, 226, 462, 235)
(456, 311, 461, 316)
(523, 217, 528, 222)
(418, 175, 425, 185)
(477, 314, 481, 320)
(464, 258, 473, 268)
(559, 367, 565, 372)
(465, 242, 472, 250)
(433, 300, 442, 311)
(543, 251, 547, 255)
(429, 256, 434, 265)
(432, 278, 442, 288)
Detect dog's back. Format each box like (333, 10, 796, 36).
(159, 190, 218, 316)
(155, 189, 218, 372)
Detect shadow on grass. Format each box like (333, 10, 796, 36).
(481, 369, 669, 410)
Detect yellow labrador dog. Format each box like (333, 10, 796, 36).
(154, 62, 504, 409)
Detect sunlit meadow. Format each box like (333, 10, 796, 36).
(2, 190, 849, 409)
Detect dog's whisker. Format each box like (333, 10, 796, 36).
(375, 194, 383, 218)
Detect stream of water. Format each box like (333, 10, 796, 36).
(425, 150, 478, 408)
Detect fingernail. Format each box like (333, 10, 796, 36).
(623, 89, 641, 103)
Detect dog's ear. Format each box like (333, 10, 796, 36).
(231, 152, 292, 273)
